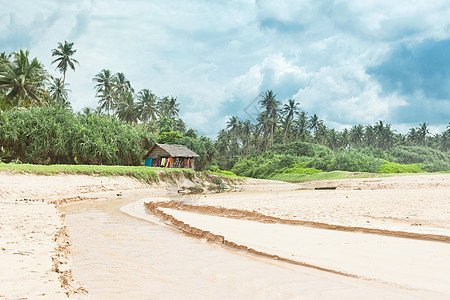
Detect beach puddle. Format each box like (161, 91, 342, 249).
(61, 198, 435, 299)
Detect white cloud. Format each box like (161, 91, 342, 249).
(1, 0, 449, 136)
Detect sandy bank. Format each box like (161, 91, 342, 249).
(0, 172, 160, 298)
(159, 174, 450, 237)
(138, 174, 450, 297)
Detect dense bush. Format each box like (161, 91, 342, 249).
(379, 160, 423, 173)
(388, 146, 450, 172)
(327, 150, 382, 173)
(272, 163, 323, 175)
(270, 141, 332, 158)
(232, 152, 302, 178)
(0, 106, 155, 165)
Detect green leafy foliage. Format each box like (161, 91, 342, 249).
(0, 106, 155, 165)
(207, 165, 238, 177)
(379, 160, 423, 173)
(157, 131, 183, 144)
(327, 150, 382, 173)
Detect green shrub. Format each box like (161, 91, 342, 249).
(328, 150, 381, 173)
(0, 107, 156, 165)
(270, 141, 333, 158)
(380, 160, 423, 173)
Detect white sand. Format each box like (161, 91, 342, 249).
(169, 174, 450, 236)
(0, 173, 158, 298)
(140, 174, 450, 298)
(1, 172, 449, 298)
(159, 207, 450, 295)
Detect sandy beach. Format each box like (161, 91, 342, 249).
(1, 172, 449, 298)
(0, 173, 159, 298)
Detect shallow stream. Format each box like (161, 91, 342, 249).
(61, 197, 429, 299)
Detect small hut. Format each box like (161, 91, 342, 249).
(143, 143, 199, 169)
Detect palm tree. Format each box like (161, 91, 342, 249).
(137, 89, 159, 125)
(327, 129, 339, 151)
(0, 50, 47, 107)
(382, 123, 394, 149)
(315, 121, 327, 144)
(157, 96, 180, 119)
(48, 77, 71, 106)
(364, 125, 376, 147)
(226, 116, 240, 133)
(241, 120, 252, 155)
(93, 69, 116, 115)
(167, 96, 180, 119)
(174, 118, 187, 133)
(339, 128, 350, 148)
(350, 124, 364, 147)
(309, 113, 319, 135)
(374, 120, 385, 148)
(407, 127, 418, 146)
(259, 90, 280, 149)
(281, 99, 299, 143)
(116, 92, 139, 124)
(51, 41, 79, 88)
(417, 122, 430, 145)
(113, 72, 132, 103)
(226, 116, 241, 154)
(294, 110, 309, 141)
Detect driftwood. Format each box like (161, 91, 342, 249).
(314, 187, 337, 190)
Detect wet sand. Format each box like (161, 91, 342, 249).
(64, 197, 439, 299)
(0, 173, 159, 298)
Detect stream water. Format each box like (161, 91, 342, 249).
(61, 198, 429, 299)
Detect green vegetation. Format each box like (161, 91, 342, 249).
(217, 89, 449, 181)
(269, 171, 382, 183)
(379, 161, 423, 174)
(207, 166, 238, 178)
(1, 45, 449, 183)
(0, 106, 154, 165)
(0, 163, 160, 183)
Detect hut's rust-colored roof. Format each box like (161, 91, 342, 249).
(144, 143, 199, 159)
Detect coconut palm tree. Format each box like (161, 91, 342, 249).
(174, 118, 187, 133)
(137, 89, 159, 125)
(51, 41, 79, 88)
(308, 113, 319, 135)
(294, 110, 309, 141)
(327, 129, 339, 151)
(166, 96, 180, 119)
(241, 120, 252, 155)
(281, 99, 299, 143)
(48, 77, 71, 106)
(113, 72, 133, 103)
(116, 92, 139, 124)
(417, 122, 430, 145)
(93, 69, 116, 115)
(0, 50, 47, 107)
(259, 90, 280, 149)
(157, 96, 180, 119)
(350, 124, 364, 147)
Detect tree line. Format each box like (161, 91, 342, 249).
(216, 89, 449, 170)
(1, 43, 449, 174)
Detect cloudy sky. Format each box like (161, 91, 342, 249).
(1, 0, 449, 137)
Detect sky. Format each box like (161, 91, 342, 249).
(1, 0, 449, 137)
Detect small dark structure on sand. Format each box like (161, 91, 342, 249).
(143, 143, 199, 169)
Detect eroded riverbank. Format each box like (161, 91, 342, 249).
(62, 197, 440, 299)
